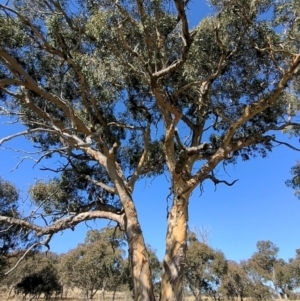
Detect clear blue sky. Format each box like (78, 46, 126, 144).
(1, 1, 300, 264)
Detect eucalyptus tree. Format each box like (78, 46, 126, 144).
(0, 177, 18, 274)
(3, 251, 60, 299)
(273, 259, 295, 299)
(0, 177, 32, 277)
(220, 261, 248, 301)
(248, 241, 298, 299)
(286, 249, 300, 294)
(251, 240, 279, 280)
(59, 228, 125, 301)
(14, 264, 62, 301)
(242, 259, 272, 301)
(184, 232, 227, 301)
(1, 0, 300, 301)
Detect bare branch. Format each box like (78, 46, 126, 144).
(206, 175, 239, 191)
(272, 138, 300, 151)
(0, 224, 14, 234)
(0, 78, 24, 88)
(0, 216, 42, 232)
(0, 208, 124, 241)
(84, 175, 116, 195)
(136, 0, 153, 64)
(128, 122, 150, 190)
(175, 129, 213, 155)
(107, 122, 144, 131)
(0, 128, 56, 147)
(5, 234, 53, 275)
(173, 0, 191, 48)
(115, 0, 139, 28)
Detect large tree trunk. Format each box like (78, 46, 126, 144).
(122, 194, 156, 301)
(160, 183, 190, 301)
(107, 159, 155, 301)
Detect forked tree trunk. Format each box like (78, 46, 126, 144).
(107, 159, 155, 301)
(160, 184, 190, 301)
(123, 196, 156, 301)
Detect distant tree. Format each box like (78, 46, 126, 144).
(184, 232, 227, 301)
(273, 259, 295, 299)
(252, 240, 279, 276)
(288, 249, 300, 291)
(250, 240, 279, 288)
(1, 1, 300, 300)
(147, 245, 162, 284)
(242, 260, 272, 301)
(147, 246, 162, 300)
(0, 177, 30, 277)
(14, 265, 62, 301)
(59, 227, 126, 301)
(220, 261, 248, 301)
(2, 251, 60, 300)
(0, 177, 18, 271)
(250, 240, 296, 299)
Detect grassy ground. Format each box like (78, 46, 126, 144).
(1, 287, 299, 301)
(1, 286, 133, 301)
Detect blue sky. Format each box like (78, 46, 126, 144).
(1, 1, 300, 264)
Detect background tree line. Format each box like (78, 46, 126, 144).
(1, 224, 300, 301)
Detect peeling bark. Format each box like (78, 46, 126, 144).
(160, 180, 191, 301)
(123, 199, 156, 301)
(105, 156, 155, 301)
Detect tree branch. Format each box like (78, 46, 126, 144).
(136, 0, 153, 64)
(5, 234, 53, 275)
(206, 175, 239, 191)
(152, 0, 196, 78)
(272, 138, 300, 151)
(222, 54, 300, 147)
(0, 210, 124, 239)
(0, 47, 91, 136)
(84, 175, 116, 195)
(128, 122, 150, 190)
(175, 129, 212, 154)
(117, 20, 151, 75)
(0, 128, 56, 147)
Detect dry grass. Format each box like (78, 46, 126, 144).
(1, 287, 300, 301)
(1, 286, 133, 301)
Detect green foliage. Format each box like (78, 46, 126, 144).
(247, 240, 300, 299)
(286, 162, 300, 198)
(185, 232, 227, 300)
(59, 227, 127, 299)
(147, 245, 162, 283)
(251, 240, 279, 277)
(0, 178, 20, 275)
(14, 265, 62, 300)
(0, 0, 299, 222)
(220, 260, 248, 301)
(288, 249, 300, 289)
(84, 226, 126, 250)
(242, 259, 273, 300)
(273, 259, 295, 298)
(2, 251, 60, 299)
